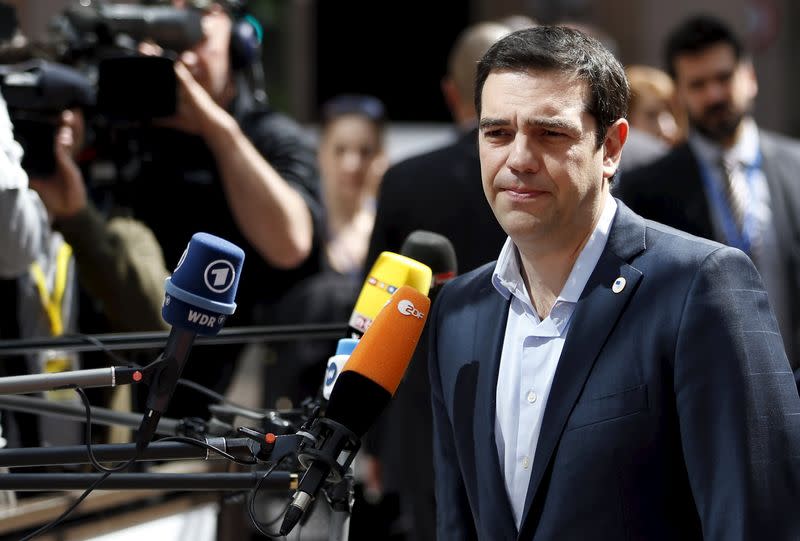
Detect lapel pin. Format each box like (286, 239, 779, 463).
(612, 277, 626, 293)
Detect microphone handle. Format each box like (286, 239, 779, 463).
(137, 327, 196, 452)
(145, 327, 196, 414)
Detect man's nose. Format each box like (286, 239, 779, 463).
(703, 80, 729, 106)
(506, 135, 539, 174)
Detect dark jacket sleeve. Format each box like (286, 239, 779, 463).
(57, 204, 169, 332)
(674, 246, 800, 540)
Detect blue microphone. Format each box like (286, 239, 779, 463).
(135, 233, 244, 453)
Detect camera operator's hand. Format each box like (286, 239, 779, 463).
(29, 110, 88, 220)
(157, 54, 235, 138)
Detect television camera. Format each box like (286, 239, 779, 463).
(0, 1, 205, 177)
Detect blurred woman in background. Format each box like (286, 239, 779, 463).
(626, 64, 685, 146)
(317, 94, 387, 278)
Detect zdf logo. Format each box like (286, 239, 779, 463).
(397, 299, 425, 319)
(204, 259, 236, 293)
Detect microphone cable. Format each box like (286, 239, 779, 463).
(247, 453, 294, 539)
(71, 331, 271, 419)
(17, 383, 261, 541)
(18, 385, 136, 541)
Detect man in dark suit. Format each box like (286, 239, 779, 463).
(615, 16, 800, 373)
(430, 25, 800, 540)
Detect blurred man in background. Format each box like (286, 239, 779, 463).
(616, 15, 800, 374)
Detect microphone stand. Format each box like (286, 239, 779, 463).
(0, 472, 295, 491)
(0, 433, 305, 469)
(0, 323, 348, 356)
(0, 394, 187, 437)
(0, 366, 145, 395)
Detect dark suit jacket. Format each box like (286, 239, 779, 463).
(614, 131, 800, 370)
(429, 201, 800, 540)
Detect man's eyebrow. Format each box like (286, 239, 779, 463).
(524, 117, 581, 133)
(479, 118, 509, 130)
(479, 116, 582, 133)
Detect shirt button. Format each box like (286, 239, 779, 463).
(522, 456, 530, 469)
(527, 390, 537, 404)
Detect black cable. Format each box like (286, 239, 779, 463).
(74, 332, 270, 418)
(18, 385, 134, 541)
(76, 387, 137, 473)
(247, 455, 293, 539)
(18, 469, 112, 541)
(73, 333, 129, 365)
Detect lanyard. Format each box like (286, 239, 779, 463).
(698, 149, 763, 255)
(29, 242, 73, 337)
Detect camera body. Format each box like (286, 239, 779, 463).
(0, 2, 204, 177)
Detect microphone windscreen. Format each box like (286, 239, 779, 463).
(162, 232, 244, 335)
(348, 252, 431, 334)
(326, 286, 430, 436)
(400, 230, 458, 287)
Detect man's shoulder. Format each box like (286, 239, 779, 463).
(437, 261, 497, 306)
(760, 129, 800, 158)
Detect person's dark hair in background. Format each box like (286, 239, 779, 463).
(615, 14, 800, 390)
(321, 94, 387, 130)
(665, 14, 743, 78)
(475, 25, 629, 150)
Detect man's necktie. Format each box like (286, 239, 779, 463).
(719, 155, 759, 255)
(719, 155, 749, 235)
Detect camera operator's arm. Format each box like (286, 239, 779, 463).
(170, 59, 314, 270)
(30, 111, 168, 332)
(0, 89, 50, 278)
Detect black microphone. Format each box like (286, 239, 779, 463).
(280, 286, 431, 535)
(135, 233, 244, 453)
(400, 230, 458, 298)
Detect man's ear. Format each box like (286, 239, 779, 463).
(602, 118, 629, 180)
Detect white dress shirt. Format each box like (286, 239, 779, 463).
(493, 195, 617, 527)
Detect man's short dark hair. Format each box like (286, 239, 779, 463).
(665, 15, 744, 79)
(474, 25, 629, 148)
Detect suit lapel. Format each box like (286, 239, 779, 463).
(472, 278, 518, 539)
(518, 201, 646, 536)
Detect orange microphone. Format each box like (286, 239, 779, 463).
(281, 286, 430, 535)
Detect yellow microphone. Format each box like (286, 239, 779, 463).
(347, 252, 431, 336)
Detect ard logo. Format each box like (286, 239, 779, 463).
(325, 363, 338, 386)
(204, 259, 236, 293)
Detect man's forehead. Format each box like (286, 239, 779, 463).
(674, 43, 738, 76)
